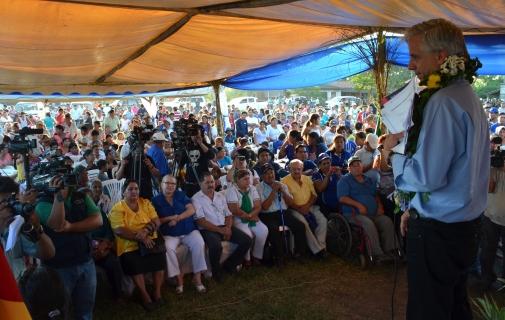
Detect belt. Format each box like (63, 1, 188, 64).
(261, 210, 282, 215)
(409, 208, 481, 229)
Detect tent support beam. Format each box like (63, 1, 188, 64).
(46, 0, 344, 28)
(95, 13, 194, 84)
(197, 0, 299, 11)
(211, 81, 225, 137)
(47, 0, 299, 12)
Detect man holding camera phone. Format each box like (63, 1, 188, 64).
(35, 175, 102, 320)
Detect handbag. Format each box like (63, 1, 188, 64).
(138, 235, 166, 257)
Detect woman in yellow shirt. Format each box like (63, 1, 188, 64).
(109, 180, 166, 311)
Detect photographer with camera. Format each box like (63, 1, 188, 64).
(179, 123, 215, 197)
(0, 177, 54, 279)
(116, 126, 160, 199)
(35, 173, 103, 320)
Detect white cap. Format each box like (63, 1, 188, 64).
(496, 126, 505, 135)
(152, 132, 168, 142)
(365, 133, 379, 149)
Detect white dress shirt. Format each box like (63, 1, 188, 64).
(192, 190, 232, 227)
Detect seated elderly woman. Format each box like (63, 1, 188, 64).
(108, 180, 166, 311)
(152, 175, 207, 294)
(226, 169, 268, 265)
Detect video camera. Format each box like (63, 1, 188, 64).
(31, 157, 77, 193)
(127, 124, 154, 152)
(6, 193, 34, 219)
(491, 136, 505, 168)
(172, 117, 203, 151)
(8, 127, 43, 154)
(4, 192, 44, 242)
(491, 147, 505, 168)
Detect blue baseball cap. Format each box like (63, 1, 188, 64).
(316, 153, 330, 165)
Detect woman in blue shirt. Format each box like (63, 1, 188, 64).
(325, 134, 351, 172)
(152, 175, 207, 294)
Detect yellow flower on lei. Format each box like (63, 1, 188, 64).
(426, 74, 441, 89)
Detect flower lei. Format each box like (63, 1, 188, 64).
(393, 55, 482, 213)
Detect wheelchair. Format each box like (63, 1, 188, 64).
(325, 211, 374, 268)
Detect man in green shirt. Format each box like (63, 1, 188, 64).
(103, 109, 121, 133)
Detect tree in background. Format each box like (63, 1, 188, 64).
(349, 65, 412, 103)
(286, 87, 327, 103)
(473, 76, 504, 99)
(341, 29, 403, 103)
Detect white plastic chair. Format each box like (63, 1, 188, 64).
(102, 178, 125, 210)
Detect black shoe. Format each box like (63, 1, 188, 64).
(375, 253, 394, 265)
(292, 252, 307, 264)
(142, 301, 157, 312)
(315, 250, 329, 260)
(153, 297, 166, 307)
(223, 264, 239, 275)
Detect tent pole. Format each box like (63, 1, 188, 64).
(212, 81, 224, 137)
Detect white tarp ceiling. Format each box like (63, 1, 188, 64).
(1, 0, 504, 95)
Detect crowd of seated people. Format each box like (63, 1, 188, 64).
(11, 98, 505, 318)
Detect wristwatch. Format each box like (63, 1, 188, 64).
(55, 193, 65, 202)
(387, 151, 399, 164)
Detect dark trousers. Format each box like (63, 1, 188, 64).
(95, 252, 124, 298)
(480, 215, 505, 286)
(406, 216, 480, 320)
(259, 211, 307, 257)
(183, 183, 200, 198)
(200, 227, 252, 278)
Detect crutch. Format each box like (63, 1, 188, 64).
(277, 192, 290, 256)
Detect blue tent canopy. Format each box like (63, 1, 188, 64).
(224, 35, 505, 90)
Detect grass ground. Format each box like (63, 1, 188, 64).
(94, 255, 505, 320)
(94, 256, 408, 320)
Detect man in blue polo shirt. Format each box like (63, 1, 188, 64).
(290, 144, 317, 176)
(147, 132, 171, 177)
(337, 156, 396, 261)
(312, 153, 340, 214)
(235, 112, 248, 138)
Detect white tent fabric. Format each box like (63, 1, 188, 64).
(1, 0, 504, 95)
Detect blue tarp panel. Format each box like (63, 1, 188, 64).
(223, 41, 371, 90)
(391, 35, 505, 75)
(224, 35, 505, 90)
